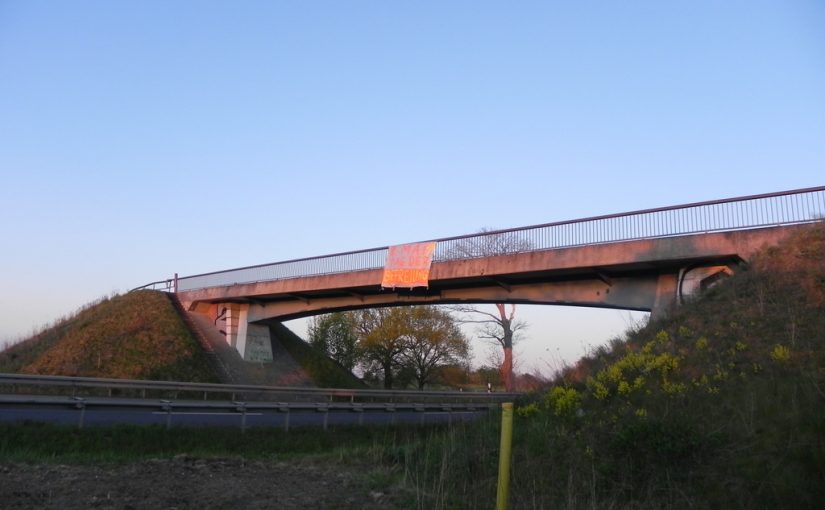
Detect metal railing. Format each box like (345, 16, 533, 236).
(133, 278, 177, 292)
(144, 186, 824, 292)
(0, 373, 520, 404)
(0, 374, 519, 430)
(0, 394, 496, 431)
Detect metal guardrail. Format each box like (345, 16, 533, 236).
(137, 186, 824, 292)
(0, 373, 521, 404)
(0, 394, 492, 431)
(0, 374, 517, 430)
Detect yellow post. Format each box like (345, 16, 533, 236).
(496, 402, 514, 510)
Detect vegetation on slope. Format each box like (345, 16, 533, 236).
(1, 225, 822, 509)
(396, 222, 825, 509)
(271, 322, 367, 389)
(1, 291, 219, 382)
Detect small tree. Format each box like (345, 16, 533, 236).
(355, 308, 408, 389)
(307, 312, 359, 371)
(401, 306, 470, 390)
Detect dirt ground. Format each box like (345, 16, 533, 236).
(0, 456, 407, 509)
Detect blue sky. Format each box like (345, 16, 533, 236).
(1, 1, 823, 371)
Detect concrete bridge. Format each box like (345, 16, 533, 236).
(139, 186, 825, 362)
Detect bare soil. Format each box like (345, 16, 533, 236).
(0, 456, 407, 509)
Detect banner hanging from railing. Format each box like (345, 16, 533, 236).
(381, 241, 437, 288)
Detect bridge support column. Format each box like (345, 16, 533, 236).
(650, 273, 678, 322)
(223, 304, 274, 362)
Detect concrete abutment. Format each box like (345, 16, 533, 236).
(191, 302, 273, 362)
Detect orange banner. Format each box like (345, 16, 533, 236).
(381, 242, 437, 288)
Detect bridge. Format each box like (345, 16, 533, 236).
(138, 186, 825, 362)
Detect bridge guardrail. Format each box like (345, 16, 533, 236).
(142, 186, 825, 292)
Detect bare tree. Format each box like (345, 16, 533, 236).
(447, 227, 532, 391)
(442, 227, 532, 260)
(453, 303, 527, 391)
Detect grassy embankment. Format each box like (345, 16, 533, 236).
(270, 322, 366, 389)
(1, 290, 364, 388)
(0, 290, 218, 382)
(391, 222, 825, 509)
(1, 223, 823, 509)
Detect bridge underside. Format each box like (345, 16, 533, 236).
(178, 226, 800, 361)
(191, 266, 724, 318)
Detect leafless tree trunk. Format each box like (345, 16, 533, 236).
(453, 303, 526, 391)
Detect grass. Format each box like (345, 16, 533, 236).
(271, 322, 367, 389)
(0, 290, 363, 389)
(1, 291, 219, 383)
(0, 422, 443, 465)
(391, 222, 825, 509)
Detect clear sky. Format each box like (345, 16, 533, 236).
(1, 1, 823, 372)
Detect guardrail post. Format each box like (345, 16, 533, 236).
(414, 404, 425, 425)
(278, 404, 290, 432)
(442, 404, 453, 426)
(161, 400, 173, 430)
(496, 402, 514, 510)
(72, 397, 86, 429)
(352, 404, 364, 426)
(236, 402, 247, 432)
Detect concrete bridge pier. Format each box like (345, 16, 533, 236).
(650, 273, 679, 322)
(196, 302, 273, 362)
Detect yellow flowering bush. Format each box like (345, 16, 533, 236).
(770, 344, 791, 363)
(545, 386, 582, 416)
(617, 380, 631, 395)
(587, 378, 610, 400)
(516, 402, 540, 418)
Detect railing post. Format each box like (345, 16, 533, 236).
(161, 400, 173, 430)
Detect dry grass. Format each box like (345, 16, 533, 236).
(1, 291, 218, 382)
